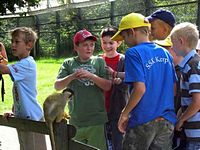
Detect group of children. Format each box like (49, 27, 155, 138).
(1, 8, 200, 150)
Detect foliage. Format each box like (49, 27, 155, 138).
(0, 0, 41, 15)
(0, 58, 65, 114)
(0, 0, 199, 59)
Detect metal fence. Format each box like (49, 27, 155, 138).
(0, 0, 199, 59)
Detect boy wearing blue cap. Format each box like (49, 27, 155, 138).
(112, 12, 177, 149)
(147, 9, 176, 40)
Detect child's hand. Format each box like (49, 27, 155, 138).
(113, 78, 122, 85)
(75, 68, 93, 80)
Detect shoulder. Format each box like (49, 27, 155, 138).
(91, 56, 105, 63)
(62, 57, 75, 65)
(18, 56, 36, 67)
(188, 54, 200, 68)
(119, 53, 125, 59)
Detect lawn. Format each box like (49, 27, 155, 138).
(0, 58, 65, 114)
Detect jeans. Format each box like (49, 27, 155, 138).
(186, 141, 200, 150)
(123, 119, 174, 150)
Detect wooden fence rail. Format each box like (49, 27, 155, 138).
(0, 115, 99, 150)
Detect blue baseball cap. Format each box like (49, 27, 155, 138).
(146, 9, 176, 27)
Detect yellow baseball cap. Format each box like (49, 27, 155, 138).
(154, 36, 172, 47)
(111, 13, 151, 41)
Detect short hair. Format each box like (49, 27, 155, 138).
(153, 19, 173, 31)
(101, 26, 118, 38)
(170, 22, 199, 49)
(123, 26, 150, 36)
(10, 27, 38, 45)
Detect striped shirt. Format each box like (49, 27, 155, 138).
(179, 50, 200, 141)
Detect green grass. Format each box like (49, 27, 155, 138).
(0, 57, 65, 114)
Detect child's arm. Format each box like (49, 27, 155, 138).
(54, 73, 76, 91)
(0, 64, 10, 74)
(0, 43, 8, 65)
(118, 82, 146, 133)
(175, 92, 200, 131)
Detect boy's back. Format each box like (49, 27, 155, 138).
(125, 42, 176, 127)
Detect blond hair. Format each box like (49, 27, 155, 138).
(170, 22, 199, 49)
(10, 27, 38, 45)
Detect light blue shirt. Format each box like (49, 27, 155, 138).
(8, 56, 43, 121)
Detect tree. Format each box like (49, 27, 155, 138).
(0, 0, 41, 15)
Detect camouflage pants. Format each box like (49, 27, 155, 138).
(123, 119, 174, 150)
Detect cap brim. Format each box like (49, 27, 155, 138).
(111, 30, 124, 41)
(146, 16, 154, 22)
(85, 35, 97, 41)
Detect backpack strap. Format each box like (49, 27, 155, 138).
(1, 75, 5, 102)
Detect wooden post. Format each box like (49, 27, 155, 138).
(56, 11, 61, 56)
(110, 1, 115, 25)
(197, 0, 200, 35)
(0, 115, 99, 150)
(35, 15, 40, 58)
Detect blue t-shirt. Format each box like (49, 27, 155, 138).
(125, 42, 177, 128)
(8, 56, 43, 121)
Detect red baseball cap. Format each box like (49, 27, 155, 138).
(73, 29, 97, 45)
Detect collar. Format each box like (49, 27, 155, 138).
(178, 50, 197, 68)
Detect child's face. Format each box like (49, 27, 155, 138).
(121, 29, 136, 47)
(74, 39, 95, 62)
(151, 19, 168, 40)
(171, 37, 185, 57)
(101, 35, 120, 53)
(11, 33, 31, 59)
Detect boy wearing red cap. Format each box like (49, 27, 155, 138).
(54, 29, 112, 150)
(112, 13, 177, 149)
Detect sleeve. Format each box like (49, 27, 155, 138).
(8, 61, 31, 81)
(57, 60, 70, 79)
(97, 57, 109, 79)
(124, 49, 145, 84)
(189, 61, 200, 94)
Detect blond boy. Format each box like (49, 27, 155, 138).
(1, 27, 47, 150)
(171, 22, 200, 149)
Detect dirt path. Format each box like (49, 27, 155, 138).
(0, 126, 51, 150)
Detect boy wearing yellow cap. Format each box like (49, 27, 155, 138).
(112, 13, 177, 149)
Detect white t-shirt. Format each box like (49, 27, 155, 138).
(8, 56, 43, 121)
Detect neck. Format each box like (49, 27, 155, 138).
(77, 56, 90, 62)
(137, 36, 150, 44)
(18, 53, 30, 60)
(104, 51, 118, 58)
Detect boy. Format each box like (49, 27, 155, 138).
(147, 9, 176, 40)
(54, 29, 112, 150)
(100, 26, 128, 150)
(155, 37, 186, 149)
(2, 27, 47, 150)
(170, 22, 200, 149)
(112, 13, 177, 149)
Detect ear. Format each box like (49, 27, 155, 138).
(179, 37, 184, 45)
(27, 42, 33, 50)
(73, 44, 78, 52)
(117, 41, 122, 47)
